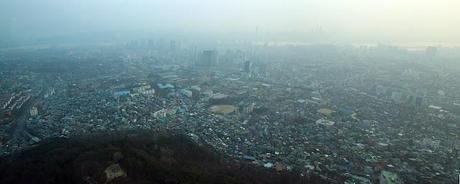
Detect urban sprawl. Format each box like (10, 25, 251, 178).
(1, 41, 459, 183)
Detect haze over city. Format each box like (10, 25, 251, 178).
(0, 1, 459, 184)
(1, 0, 460, 46)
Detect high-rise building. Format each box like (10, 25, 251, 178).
(243, 60, 252, 73)
(170, 40, 176, 51)
(198, 50, 218, 66)
(415, 96, 423, 107)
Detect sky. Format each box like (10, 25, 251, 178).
(0, 0, 459, 45)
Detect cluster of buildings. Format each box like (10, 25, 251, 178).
(0, 91, 31, 122)
(0, 42, 459, 183)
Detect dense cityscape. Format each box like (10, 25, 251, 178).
(1, 41, 459, 183)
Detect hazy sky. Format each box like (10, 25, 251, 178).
(1, 0, 459, 45)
